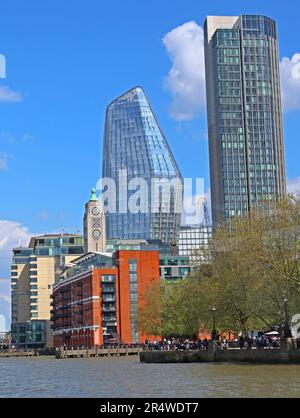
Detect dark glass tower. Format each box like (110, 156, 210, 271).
(102, 86, 183, 243)
(204, 15, 286, 226)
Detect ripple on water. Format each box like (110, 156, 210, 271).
(0, 357, 300, 398)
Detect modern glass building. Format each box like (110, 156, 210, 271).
(102, 86, 183, 244)
(204, 16, 286, 226)
(179, 225, 212, 266)
(11, 234, 84, 348)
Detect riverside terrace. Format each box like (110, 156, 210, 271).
(140, 338, 300, 364)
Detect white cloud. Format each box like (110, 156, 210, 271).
(182, 191, 211, 225)
(0, 157, 8, 171)
(163, 21, 300, 118)
(0, 86, 23, 103)
(280, 54, 300, 112)
(39, 211, 49, 220)
(163, 21, 206, 121)
(0, 220, 32, 329)
(287, 177, 300, 197)
(0, 314, 7, 332)
(0, 132, 15, 143)
(0, 294, 10, 304)
(21, 133, 34, 143)
(0, 220, 32, 270)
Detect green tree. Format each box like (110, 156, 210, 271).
(140, 196, 300, 338)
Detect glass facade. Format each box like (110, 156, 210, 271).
(11, 234, 84, 348)
(11, 320, 46, 348)
(159, 255, 191, 281)
(63, 253, 114, 280)
(102, 86, 183, 244)
(204, 15, 286, 226)
(33, 236, 84, 256)
(129, 259, 139, 343)
(101, 275, 117, 343)
(179, 225, 212, 265)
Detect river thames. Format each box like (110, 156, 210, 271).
(0, 356, 299, 398)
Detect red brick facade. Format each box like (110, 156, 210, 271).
(52, 250, 160, 348)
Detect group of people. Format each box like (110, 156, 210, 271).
(219, 335, 280, 350)
(145, 338, 210, 351)
(145, 334, 283, 351)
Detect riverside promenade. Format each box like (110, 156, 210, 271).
(140, 346, 300, 364)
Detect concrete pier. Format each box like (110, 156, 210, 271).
(0, 351, 38, 358)
(56, 346, 143, 359)
(139, 348, 300, 364)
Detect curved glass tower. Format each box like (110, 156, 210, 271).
(102, 86, 183, 243)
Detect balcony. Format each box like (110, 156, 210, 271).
(102, 305, 116, 312)
(102, 296, 115, 302)
(103, 320, 117, 327)
(102, 286, 115, 293)
(102, 277, 115, 284)
(103, 315, 117, 321)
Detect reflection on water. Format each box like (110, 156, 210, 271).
(0, 356, 299, 398)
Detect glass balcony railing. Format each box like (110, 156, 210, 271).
(102, 305, 116, 312)
(103, 316, 117, 322)
(102, 286, 115, 293)
(102, 295, 115, 302)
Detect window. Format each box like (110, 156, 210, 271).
(129, 259, 137, 272)
(129, 260, 139, 343)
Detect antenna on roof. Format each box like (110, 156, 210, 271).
(58, 227, 81, 235)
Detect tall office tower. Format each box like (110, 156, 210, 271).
(204, 15, 286, 226)
(83, 188, 106, 253)
(102, 86, 183, 244)
(11, 234, 83, 349)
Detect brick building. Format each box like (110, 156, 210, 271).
(51, 244, 160, 348)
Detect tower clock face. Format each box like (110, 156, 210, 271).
(92, 229, 101, 239)
(91, 207, 100, 216)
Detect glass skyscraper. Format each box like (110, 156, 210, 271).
(102, 86, 183, 244)
(204, 15, 286, 226)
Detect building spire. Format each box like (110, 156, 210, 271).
(90, 187, 98, 202)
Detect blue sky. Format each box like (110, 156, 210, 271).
(1, 0, 300, 326)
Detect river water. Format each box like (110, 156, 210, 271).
(0, 356, 299, 398)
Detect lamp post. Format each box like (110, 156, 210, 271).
(283, 298, 292, 339)
(211, 307, 217, 341)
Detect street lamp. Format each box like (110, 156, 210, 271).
(283, 298, 292, 339)
(211, 307, 217, 341)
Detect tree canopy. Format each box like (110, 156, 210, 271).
(139, 196, 300, 338)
